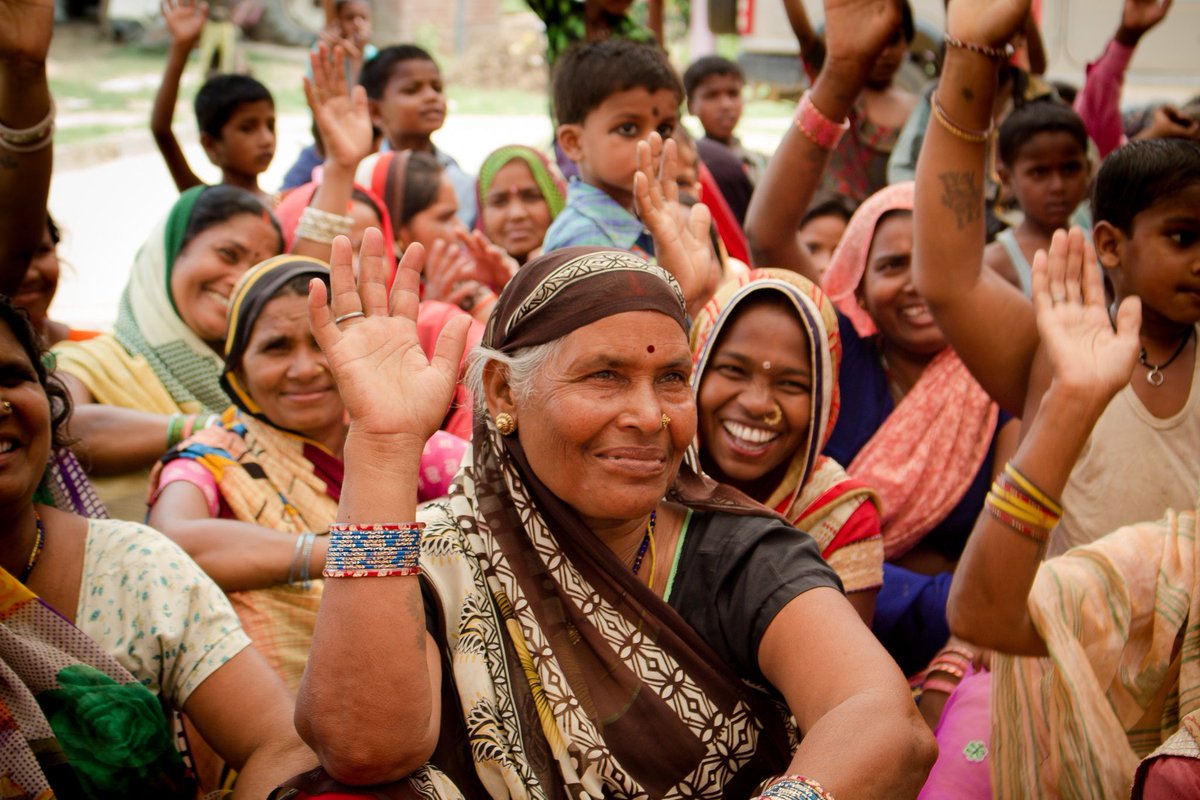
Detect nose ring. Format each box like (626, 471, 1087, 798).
(660, 413, 671, 430)
(763, 404, 782, 426)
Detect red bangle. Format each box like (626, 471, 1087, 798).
(322, 566, 422, 578)
(794, 91, 850, 150)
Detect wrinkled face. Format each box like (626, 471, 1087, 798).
(13, 224, 60, 327)
(564, 87, 679, 207)
(0, 323, 51, 508)
(236, 292, 344, 439)
(372, 59, 447, 145)
(399, 173, 462, 250)
(797, 214, 848, 278)
(170, 213, 281, 345)
(208, 99, 277, 178)
(1005, 132, 1090, 231)
(858, 211, 946, 356)
(501, 311, 696, 529)
(1101, 183, 1200, 325)
(689, 73, 744, 143)
(697, 301, 812, 497)
(337, 0, 371, 45)
(482, 160, 553, 261)
(866, 26, 907, 90)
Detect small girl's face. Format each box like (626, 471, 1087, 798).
(399, 173, 462, 250)
(1103, 183, 1200, 325)
(796, 213, 847, 278)
(337, 1, 371, 45)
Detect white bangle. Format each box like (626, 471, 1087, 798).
(296, 205, 353, 244)
(0, 98, 56, 153)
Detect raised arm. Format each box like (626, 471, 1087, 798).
(151, 0, 207, 193)
(1020, 11, 1046, 75)
(780, 0, 825, 78)
(946, 228, 1141, 655)
(743, 0, 896, 280)
(295, 232, 471, 784)
(911, 0, 1040, 414)
(0, 0, 53, 295)
(291, 44, 374, 262)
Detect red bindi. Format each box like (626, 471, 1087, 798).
(647, 345, 655, 353)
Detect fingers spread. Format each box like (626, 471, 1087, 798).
(391, 242, 426, 321)
(328, 235, 363, 318)
(308, 277, 339, 352)
(358, 227, 391, 316)
(430, 313, 474, 379)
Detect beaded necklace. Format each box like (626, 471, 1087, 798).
(630, 510, 657, 590)
(19, 508, 45, 583)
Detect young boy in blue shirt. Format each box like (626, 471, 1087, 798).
(543, 39, 684, 258)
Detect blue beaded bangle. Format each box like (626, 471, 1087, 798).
(756, 775, 836, 800)
(323, 523, 423, 578)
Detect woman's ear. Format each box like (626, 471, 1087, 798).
(482, 360, 516, 418)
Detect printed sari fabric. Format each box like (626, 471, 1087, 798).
(991, 505, 1200, 799)
(0, 565, 196, 798)
(150, 408, 339, 691)
(689, 269, 883, 592)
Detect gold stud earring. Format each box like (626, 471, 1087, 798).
(495, 412, 517, 436)
(0, 400, 11, 415)
(660, 413, 671, 430)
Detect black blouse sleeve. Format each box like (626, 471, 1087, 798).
(668, 510, 843, 685)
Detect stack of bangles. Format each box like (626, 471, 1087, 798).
(322, 522, 424, 578)
(288, 531, 319, 590)
(754, 775, 836, 800)
(0, 99, 55, 153)
(296, 206, 353, 245)
(922, 644, 975, 697)
(793, 91, 850, 151)
(985, 463, 1064, 545)
(166, 413, 221, 448)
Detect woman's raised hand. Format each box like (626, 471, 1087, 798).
(946, 0, 1031, 48)
(0, 0, 54, 64)
(458, 229, 518, 292)
(1032, 228, 1140, 411)
(304, 43, 374, 171)
(162, 0, 208, 48)
(635, 133, 719, 315)
(822, 0, 901, 69)
(309, 228, 472, 442)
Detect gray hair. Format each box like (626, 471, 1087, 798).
(464, 339, 564, 413)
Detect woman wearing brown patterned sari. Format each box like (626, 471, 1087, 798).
(284, 221, 935, 798)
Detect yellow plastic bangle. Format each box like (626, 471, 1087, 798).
(929, 93, 992, 144)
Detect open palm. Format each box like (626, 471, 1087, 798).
(0, 0, 54, 63)
(1122, 0, 1173, 35)
(162, 0, 208, 46)
(946, 0, 1030, 47)
(305, 44, 374, 170)
(822, 0, 902, 65)
(1032, 228, 1140, 409)
(308, 230, 472, 441)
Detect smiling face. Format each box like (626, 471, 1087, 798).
(399, 173, 462, 250)
(0, 322, 51, 509)
(688, 72, 743, 143)
(206, 99, 277, 179)
(858, 211, 946, 357)
(1098, 182, 1200, 326)
(371, 58, 447, 146)
(235, 292, 345, 445)
(482, 159, 553, 261)
(492, 311, 695, 529)
(697, 299, 813, 499)
(13, 223, 60, 328)
(170, 213, 281, 346)
(560, 86, 680, 209)
(1003, 131, 1090, 231)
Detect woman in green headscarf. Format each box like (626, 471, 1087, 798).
(52, 185, 283, 518)
(475, 145, 566, 265)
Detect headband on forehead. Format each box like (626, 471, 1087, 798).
(485, 247, 688, 352)
(221, 255, 331, 419)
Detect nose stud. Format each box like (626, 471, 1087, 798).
(763, 404, 782, 426)
(660, 413, 671, 430)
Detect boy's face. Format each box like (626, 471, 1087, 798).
(204, 99, 276, 179)
(1002, 131, 1090, 231)
(370, 59, 447, 146)
(337, 0, 371, 46)
(559, 86, 680, 208)
(1097, 182, 1200, 326)
(688, 73, 743, 143)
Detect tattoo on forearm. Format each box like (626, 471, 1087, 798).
(937, 170, 982, 230)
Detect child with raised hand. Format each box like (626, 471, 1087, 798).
(359, 45, 477, 228)
(913, 0, 1200, 558)
(984, 102, 1091, 294)
(151, 0, 276, 202)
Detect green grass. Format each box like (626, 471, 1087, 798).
(56, 124, 130, 145)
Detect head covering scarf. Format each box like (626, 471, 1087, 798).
(474, 145, 567, 230)
(0, 565, 196, 797)
(356, 150, 415, 237)
(273, 179, 398, 272)
(820, 183, 999, 559)
(417, 247, 793, 797)
(688, 269, 882, 591)
(220, 255, 333, 423)
(107, 186, 278, 413)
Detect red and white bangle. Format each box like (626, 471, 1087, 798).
(794, 91, 850, 151)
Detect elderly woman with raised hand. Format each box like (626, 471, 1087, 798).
(283, 227, 936, 797)
(146, 256, 466, 693)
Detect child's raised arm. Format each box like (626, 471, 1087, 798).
(912, 0, 1040, 415)
(743, 0, 900, 280)
(151, 0, 207, 192)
